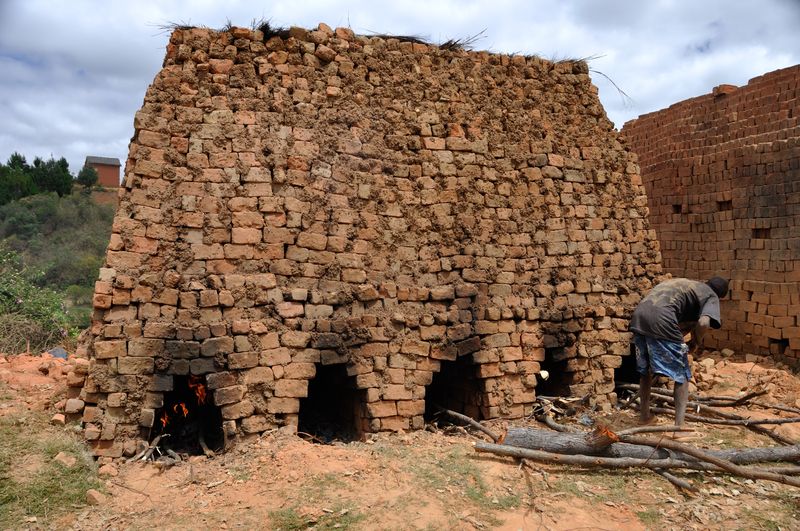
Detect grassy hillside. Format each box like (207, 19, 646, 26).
(0, 192, 114, 352)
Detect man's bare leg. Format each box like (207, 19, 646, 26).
(673, 381, 689, 427)
(639, 373, 653, 423)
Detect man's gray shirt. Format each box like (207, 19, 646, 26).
(630, 278, 722, 343)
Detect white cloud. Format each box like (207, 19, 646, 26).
(0, 0, 797, 172)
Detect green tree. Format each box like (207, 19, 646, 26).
(76, 165, 99, 192)
(6, 152, 30, 171)
(0, 165, 38, 206)
(30, 156, 73, 197)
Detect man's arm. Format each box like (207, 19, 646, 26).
(689, 315, 711, 354)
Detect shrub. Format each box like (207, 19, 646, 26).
(0, 166, 37, 206)
(0, 190, 114, 345)
(76, 165, 99, 192)
(0, 246, 72, 353)
(0, 192, 114, 291)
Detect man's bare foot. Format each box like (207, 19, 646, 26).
(638, 415, 659, 426)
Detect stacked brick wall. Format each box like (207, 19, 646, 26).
(73, 23, 663, 457)
(622, 65, 800, 361)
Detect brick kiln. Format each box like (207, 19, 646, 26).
(73, 23, 663, 458)
(622, 65, 800, 364)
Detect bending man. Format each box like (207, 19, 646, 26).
(630, 276, 729, 428)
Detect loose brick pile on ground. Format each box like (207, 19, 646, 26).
(623, 65, 800, 363)
(75, 23, 663, 457)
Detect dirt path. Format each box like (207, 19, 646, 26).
(2, 352, 800, 530)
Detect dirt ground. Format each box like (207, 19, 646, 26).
(2, 351, 800, 530)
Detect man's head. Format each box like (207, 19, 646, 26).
(707, 276, 729, 298)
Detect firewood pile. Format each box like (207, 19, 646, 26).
(443, 381, 800, 494)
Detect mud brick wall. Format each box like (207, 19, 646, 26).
(74, 23, 663, 457)
(622, 65, 800, 362)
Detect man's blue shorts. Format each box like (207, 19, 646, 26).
(632, 333, 692, 384)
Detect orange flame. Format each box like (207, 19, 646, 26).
(160, 410, 169, 428)
(173, 403, 189, 417)
(188, 375, 207, 405)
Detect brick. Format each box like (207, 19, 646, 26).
(65, 398, 85, 414)
(190, 358, 216, 375)
(118, 357, 154, 375)
(149, 374, 173, 392)
(93, 293, 112, 309)
(241, 415, 272, 433)
(201, 336, 234, 356)
(260, 347, 292, 366)
(95, 340, 126, 359)
(228, 351, 259, 369)
(274, 379, 308, 397)
(214, 385, 246, 405)
(207, 371, 236, 389)
(128, 338, 164, 357)
(281, 331, 311, 348)
(276, 302, 304, 318)
(296, 232, 327, 250)
(221, 400, 255, 419)
(397, 400, 426, 416)
(242, 367, 274, 385)
(380, 416, 409, 432)
(107, 393, 126, 407)
(267, 397, 300, 414)
(420, 325, 446, 340)
(312, 333, 342, 349)
(482, 333, 511, 349)
(388, 354, 416, 369)
(400, 340, 429, 356)
(232, 227, 262, 244)
(383, 384, 413, 400)
(367, 401, 397, 418)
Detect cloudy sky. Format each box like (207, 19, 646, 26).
(0, 0, 798, 174)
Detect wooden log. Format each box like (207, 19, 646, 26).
(652, 469, 698, 492)
(198, 433, 215, 457)
(620, 384, 763, 407)
(501, 427, 800, 464)
(750, 401, 800, 416)
(475, 442, 800, 476)
(702, 389, 767, 407)
(503, 427, 669, 460)
(620, 434, 800, 488)
(618, 426, 694, 436)
(621, 384, 797, 424)
(140, 434, 166, 461)
(536, 414, 578, 433)
(620, 383, 796, 445)
(650, 406, 800, 425)
(647, 405, 796, 446)
(439, 408, 500, 442)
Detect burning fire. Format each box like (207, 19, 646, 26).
(158, 377, 208, 432)
(189, 375, 207, 405)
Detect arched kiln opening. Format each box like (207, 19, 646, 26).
(615, 347, 641, 385)
(151, 375, 224, 455)
(298, 363, 361, 442)
(424, 355, 483, 421)
(535, 347, 572, 398)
